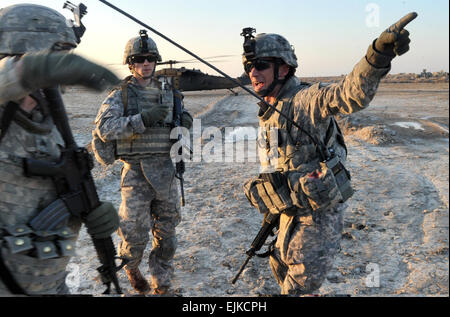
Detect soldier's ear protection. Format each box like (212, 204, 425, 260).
(241, 27, 256, 61)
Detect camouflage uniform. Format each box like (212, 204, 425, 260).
(95, 65, 183, 290)
(0, 4, 81, 295)
(0, 4, 120, 295)
(243, 33, 390, 295)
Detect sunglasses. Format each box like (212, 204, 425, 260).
(244, 59, 273, 74)
(130, 55, 158, 64)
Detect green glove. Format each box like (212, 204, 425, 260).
(181, 112, 193, 129)
(367, 12, 417, 68)
(141, 105, 169, 127)
(84, 201, 119, 239)
(19, 51, 120, 91)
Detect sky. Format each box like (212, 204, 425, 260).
(2, 0, 449, 78)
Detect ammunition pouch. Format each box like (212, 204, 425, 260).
(0, 198, 77, 260)
(91, 129, 116, 166)
(0, 224, 77, 260)
(288, 156, 353, 213)
(243, 171, 294, 214)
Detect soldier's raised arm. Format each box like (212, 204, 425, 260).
(0, 52, 119, 105)
(298, 12, 418, 121)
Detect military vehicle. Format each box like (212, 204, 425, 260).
(155, 58, 251, 95)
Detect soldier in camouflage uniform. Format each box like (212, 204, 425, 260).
(242, 14, 417, 295)
(0, 4, 120, 295)
(95, 31, 193, 295)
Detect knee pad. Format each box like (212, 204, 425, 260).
(152, 236, 177, 262)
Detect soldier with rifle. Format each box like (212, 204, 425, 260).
(0, 3, 123, 295)
(94, 30, 193, 295)
(95, 0, 417, 296)
(234, 13, 417, 295)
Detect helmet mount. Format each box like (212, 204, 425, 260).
(139, 29, 149, 54)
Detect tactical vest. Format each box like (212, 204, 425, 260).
(0, 103, 64, 225)
(0, 101, 78, 294)
(116, 79, 174, 157)
(257, 82, 347, 175)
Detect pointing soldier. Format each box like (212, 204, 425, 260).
(241, 13, 417, 295)
(94, 30, 193, 295)
(0, 4, 120, 294)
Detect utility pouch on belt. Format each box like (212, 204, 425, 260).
(91, 129, 116, 166)
(244, 171, 293, 214)
(0, 198, 77, 260)
(326, 155, 354, 202)
(288, 155, 353, 212)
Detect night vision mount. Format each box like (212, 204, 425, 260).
(63, 1, 87, 44)
(139, 29, 149, 53)
(241, 27, 256, 60)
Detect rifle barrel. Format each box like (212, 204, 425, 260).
(231, 254, 251, 284)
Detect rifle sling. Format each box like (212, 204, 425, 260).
(255, 237, 277, 258)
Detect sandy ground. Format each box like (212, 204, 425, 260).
(61, 81, 448, 297)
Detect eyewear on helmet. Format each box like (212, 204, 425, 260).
(244, 59, 274, 74)
(130, 55, 158, 64)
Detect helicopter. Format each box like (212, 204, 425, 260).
(154, 58, 250, 95)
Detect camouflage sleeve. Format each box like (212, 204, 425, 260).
(0, 57, 29, 104)
(94, 89, 146, 141)
(295, 56, 390, 123)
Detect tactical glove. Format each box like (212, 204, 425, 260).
(181, 112, 193, 129)
(367, 12, 417, 68)
(19, 51, 120, 91)
(141, 105, 169, 127)
(84, 201, 119, 239)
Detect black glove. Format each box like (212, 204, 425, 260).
(84, 201, 119, 239)
(20, 51, 120, 91)
(181, 112, 193, 129)
(141, 105, 169, 127)
(367, 12, 417, 68)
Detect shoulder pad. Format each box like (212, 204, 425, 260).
(110, 75, 133, 93)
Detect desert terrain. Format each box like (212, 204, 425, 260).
(62, 80, 448, 297)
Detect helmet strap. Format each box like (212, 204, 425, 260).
(129, 64, 155, 82)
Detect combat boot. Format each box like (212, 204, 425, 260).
(152, 286, 170, 296)
(125, 268, 151, 295)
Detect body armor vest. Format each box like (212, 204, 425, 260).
(0, 103, 64, 225)
(0, 101, 77, 294)
(116, 80, 174, 157)
(257, 79, 347, 175)
(245, 78, 350, 215)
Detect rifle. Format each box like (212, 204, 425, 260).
(172, 89, 186, 207)
(231, 212, 279, 284)
(23, 87, 126, 294)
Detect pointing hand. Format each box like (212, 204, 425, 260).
(375, 12, 418, 57)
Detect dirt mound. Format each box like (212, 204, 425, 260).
(338, 116, 394, 145)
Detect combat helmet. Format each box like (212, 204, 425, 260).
(241, 28, 298, 97)
(0, 4, 78, 55)
(123, 30, 162, 65)
(241, 30, 298, 68)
